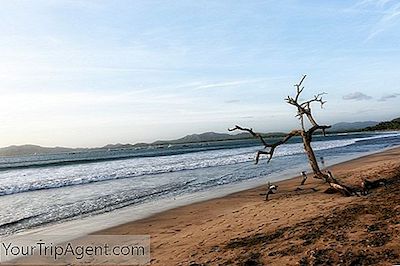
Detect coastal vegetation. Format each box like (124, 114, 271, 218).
(363, 117, 400, 131)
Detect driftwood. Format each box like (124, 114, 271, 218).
(325, 171, 356, 196)
(229, 75, 358, 197)
(265, 182, 278, 201)
(301, 171, 308, 186)
(260, 182, 278, 200)
(361, 178, 387, 195)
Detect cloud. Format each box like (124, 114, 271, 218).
(342, 92, 373, 101)
(356, 0, 394, 8)
(194, 79, 267, 90)
(225, 99, 240, 103)
(356, 0, 400, 40)
(378, 93, 400, 101)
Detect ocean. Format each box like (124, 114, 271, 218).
(0, 131, 399, 237)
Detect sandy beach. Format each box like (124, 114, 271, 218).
(95, 147, 400, 265)
(8, 147, 400, 265)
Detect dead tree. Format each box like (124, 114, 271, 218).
(229, 75, 356, 196)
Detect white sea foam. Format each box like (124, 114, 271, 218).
(0, 136, 376, 196)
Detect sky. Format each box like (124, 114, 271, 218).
(0, 0, 399, 147)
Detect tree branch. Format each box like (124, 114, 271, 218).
(229, 126, 302, 163)
(294, 74, 307, 102)
(307, 124, 331, 138)
(285, 76, 329, 132)
(300, 93, 327, 110)
(228, 125, 268, 147)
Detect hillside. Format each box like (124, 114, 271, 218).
(152, 132, 250, 145)
(329, 121, 379, 132)
(363, 117, 400, 131)
(0, 145, 78, 157)
(102, 143, 136, 149)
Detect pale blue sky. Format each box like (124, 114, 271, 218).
(0, 0, 399, 147)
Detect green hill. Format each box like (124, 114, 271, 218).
(363, 117, 400, 131)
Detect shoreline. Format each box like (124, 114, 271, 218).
(94, 146, 400, 265)
(94, 145, 400, 231)
(7, 146, 400, 265)
(3, 144, 397, 243)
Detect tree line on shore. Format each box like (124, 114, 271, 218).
(363, 117, 400, 131)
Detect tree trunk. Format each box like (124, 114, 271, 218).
(302, 133, 355, 195)
(301, 132, 325, 179)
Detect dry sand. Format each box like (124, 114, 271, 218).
(97, 147, 400, 266)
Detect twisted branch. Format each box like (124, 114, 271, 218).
(228, 126, 302, 163)
(228, 125, 268, 147)
(286, 75, 328, 128)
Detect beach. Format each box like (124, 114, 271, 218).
(1, 132, 398, 238)
(5, 145, 400, 265)
(94, 147, 400, 265)
(3, 1, 400, 265)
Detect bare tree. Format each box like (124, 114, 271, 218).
(229, 75, 356, 196)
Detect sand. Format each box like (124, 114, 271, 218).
(96, 147, 400, 265)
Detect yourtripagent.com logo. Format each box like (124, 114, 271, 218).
(0, 235, 150, 265)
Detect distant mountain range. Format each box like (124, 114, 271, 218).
(328, 121, 380, 132)
(0, 132, 283, 157)
(152, 132, 247, 145)
(152, 131, 284, 145)
(0, 117, 398, 157)
(0, 145, 82, 157)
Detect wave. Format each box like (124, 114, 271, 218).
(2, 132, 398, 172)
(0, 136, 367, 197)
(0, 179, 196, 235)
(354, 132, 400, 142)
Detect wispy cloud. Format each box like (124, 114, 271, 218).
(355, 0, 394, 8)
(378, 93, 400, 101)
(356, 0, 400, 40)
(343, 92, 373, 101)
(194, 79, 264, 90)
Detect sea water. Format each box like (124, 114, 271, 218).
(0, 131, 399, 236)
